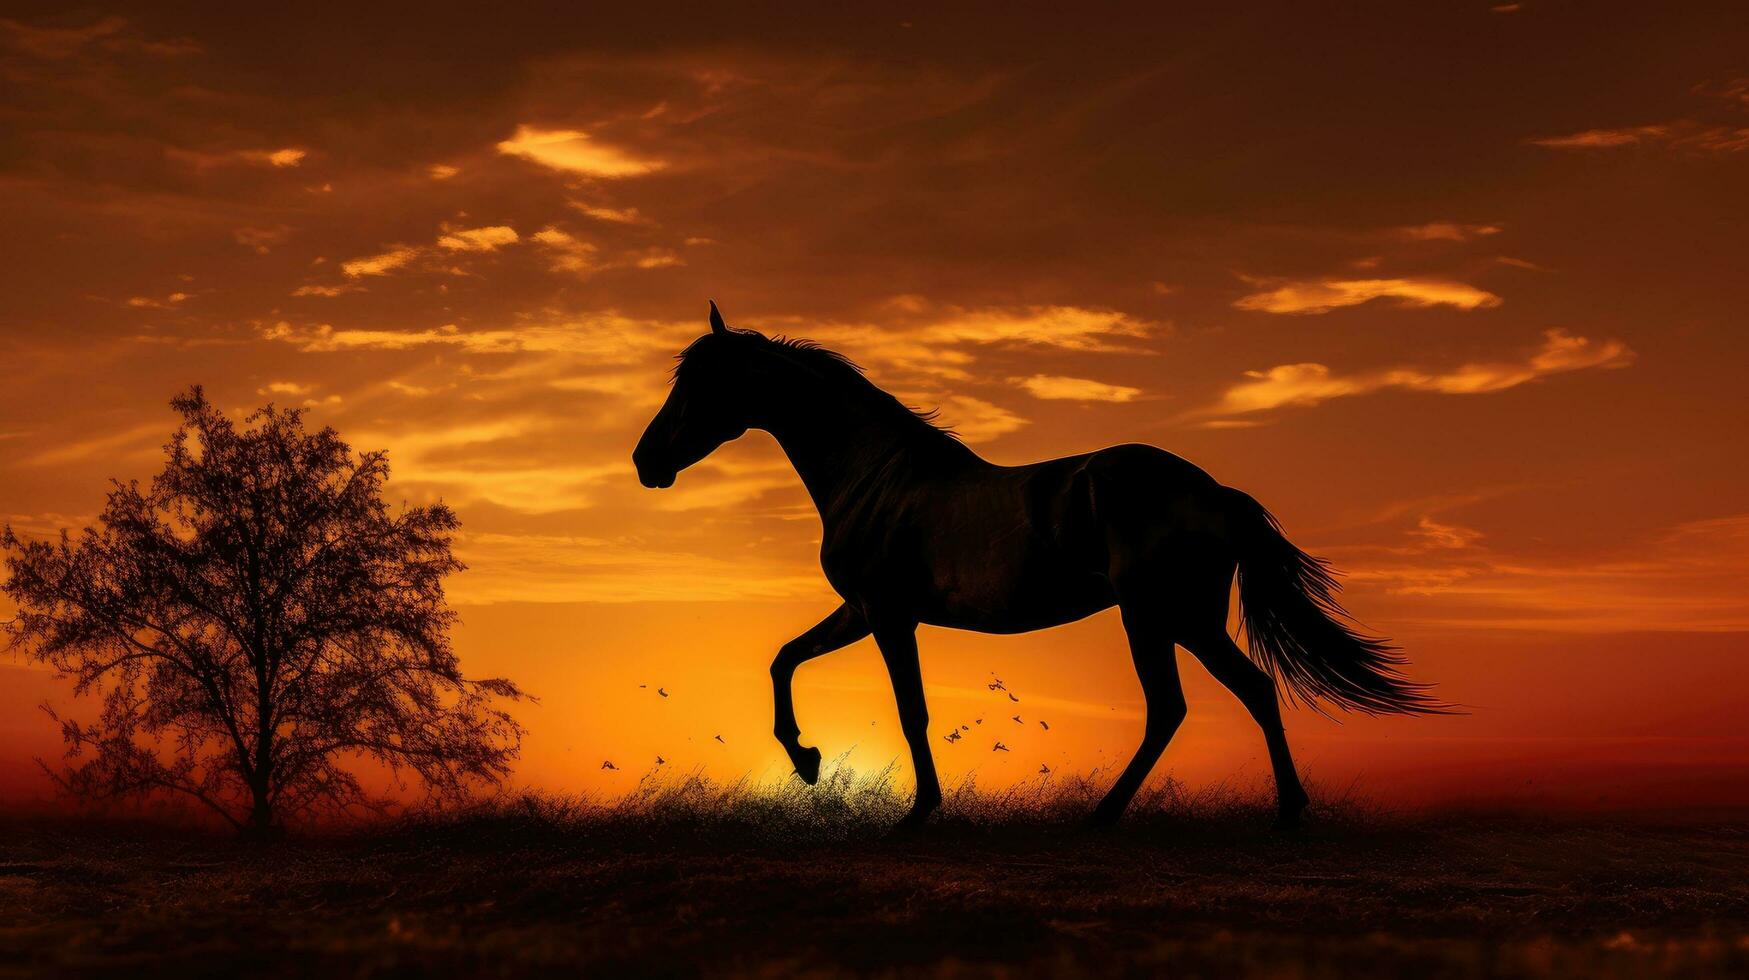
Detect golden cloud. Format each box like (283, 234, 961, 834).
(918, 305, 1154, 351)
(260, 314, 692, 363)
(340, 245, 421, 278)
(437, 225, 520, 252)
(1211, 329, 1633, 415)
(496, 125, 664, 177)
(1012, 375, 1142, 402)
(937, 394, 1027, 442)
(531, 226, 600, 273)
(1234, 277, 1501, 315)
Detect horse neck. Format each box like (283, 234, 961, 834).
(760, 387, 944, 521)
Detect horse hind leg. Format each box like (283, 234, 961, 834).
(1090, 579, 1188, 828)
(1181, 626, 1311, 830)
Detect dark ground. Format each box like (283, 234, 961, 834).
(2, 775, 1746, 978)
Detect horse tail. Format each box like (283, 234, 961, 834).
(1222, 486, 1450, 716)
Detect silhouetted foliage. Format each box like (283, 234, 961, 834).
(1, 387, 524, 835)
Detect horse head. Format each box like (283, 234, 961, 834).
(633, 301, 758, 489)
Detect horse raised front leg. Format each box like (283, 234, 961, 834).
(770, 603, 868, 784)
(871, 619, 941, 828)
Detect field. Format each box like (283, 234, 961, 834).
(3, 768, 1746, 979)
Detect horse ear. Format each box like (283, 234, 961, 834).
(709, 300, 727, 335)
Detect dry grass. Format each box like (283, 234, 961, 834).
(3, 764, 1746, 978)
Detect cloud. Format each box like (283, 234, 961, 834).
(496, 125, 664, 177)
(258, 381, 314, 396)
(291, 284, 354, 297)
(1012, 375, 1142, 402)
(260, 314, 692, 363)
(124, 292, 189, 309)
(0, 15, 197, 59)
(531, 226, 600, 273)
(1234, 277, 1501, 315)
(0, 15, 125, 58)
(341, 245, 421, 277)
(938, 395, 1027, 442)
(234, 225, 292, 254)
(1530, 122, 1749, 154)
(24, 422, 164, 468)
(1337, 513, 1749, 633)
(1530, 125, 1671, 149)
(428, 164, 459, 180)
(437, 225, 519, 252)
(450, 532, 824, 604)
(1210, 329, 1633, 415)
(1396, 222, 1502, 242)
(917, 306, 1154, 351)
(569, 201, 645, 224)
(1410, 517, 1484, 550)
(168, 146, 307, 169)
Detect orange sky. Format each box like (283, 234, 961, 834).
(2, 5, 1748, 813)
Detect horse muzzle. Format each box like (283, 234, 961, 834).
(632, 450, 676, 489)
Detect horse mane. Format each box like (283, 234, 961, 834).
(679, 331, 973, 456)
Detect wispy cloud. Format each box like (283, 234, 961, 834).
(1530, 125, 1672, 149)
(340, 245, 421, 278)
(1209, 329, 1633, 415)
(260, 314, 691, 363)
(437, 225, 519, 252)
(168, 146, 307, 169)
(1012, 375, 1142, 402)
(24, 422, 165, 468)
(124, 292, 189, 310)
(496, 125, 664, 177)
(1395, 222, 1501, 242)
(937, 395, 1027, 442)
(1234, 277, 1501, 315)
(569, 200, 645, 224)
(1338, 513, 1749, 633)
(530, 226, 600, 273)
(918, 306, 1153, 351)
(450, 531, 824, 603)
(1531, 122, 1749, 154)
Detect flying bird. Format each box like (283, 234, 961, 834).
(974, 718, 983, 725)
(959, 724, 969, 731)
(993, 741, 1009, 752)
(713, 734, 725, 743)
(987, 680, 1006, 692)
(658, 687, 669, 698)
(1039, 764, 1051, 774)
(1008, 692, 1020, 702)
(638, 684, 647, 688)
(943, 731, 962, 744)
(655, 756, 665, 765)
(1039, 720, 1050, 731)
(1012, 715, 1022, 724)
(601, 761, 618, 771)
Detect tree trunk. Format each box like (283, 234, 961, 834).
(242, 782, 279, 841)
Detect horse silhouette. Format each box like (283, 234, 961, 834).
(633, 302, 1446, 829)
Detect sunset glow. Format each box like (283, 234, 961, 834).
(3, 5, 1747, 815)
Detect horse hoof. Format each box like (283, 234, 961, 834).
(1085, 810, 1121, 832)
(792, 746, 822, 785)
(890, 810, 931, 834)
(1273, 808, 1305, 833)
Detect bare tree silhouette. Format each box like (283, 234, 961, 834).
(1, 387, 525, 836)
